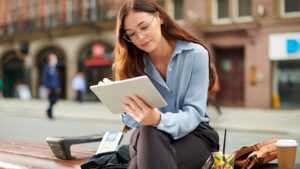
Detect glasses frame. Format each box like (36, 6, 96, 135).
(123, 13, 156, 43)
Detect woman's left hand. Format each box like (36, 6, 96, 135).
(122, 95, 161, 126)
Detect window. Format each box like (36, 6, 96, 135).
(282, 0, 300, 17)
(234, 0, 252, 22)
(8, 0, 20, 33)
(66, 0, 73, 23)
(53, 0, 59, 26)
(213, 0, 230, 24)
(155, 0, 165, 8)
(217, 0, 229, 19)
(213, 0, 253, 24)
(174, 0, 183, 20)
(44, 0, 54, 27)
(27, 0, 38, 20)
(27, 0, 39, 29)
(237, 0, 251, 17)
(87, 0, 97, 21)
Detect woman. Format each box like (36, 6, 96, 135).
(99, 0, 219, 168)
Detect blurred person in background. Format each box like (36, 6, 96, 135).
(43, 53, 61, 119)
(72, 72, 86, 103)
(0, 75, 3, 99)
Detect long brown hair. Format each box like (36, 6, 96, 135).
(113, 0, 215, 132)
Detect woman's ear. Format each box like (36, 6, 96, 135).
(158, 12, 164, 25)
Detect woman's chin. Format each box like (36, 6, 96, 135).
(140, 42, 157, 53)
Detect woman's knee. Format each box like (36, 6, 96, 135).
(131, 125, 169, 144)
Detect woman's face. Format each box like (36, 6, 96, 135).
(123, 11, 163, 53)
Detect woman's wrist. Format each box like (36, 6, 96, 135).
(153, 108, 161, 126)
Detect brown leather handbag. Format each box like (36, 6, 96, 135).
(234, 138, 280, 169)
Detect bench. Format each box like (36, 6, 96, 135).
(1, 139, 299, 169)
(0, 139, 96, 169)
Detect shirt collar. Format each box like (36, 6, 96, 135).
(143, 40, 194, 89)
(171, 40, 194, 57)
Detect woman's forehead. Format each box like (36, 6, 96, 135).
(123, 11, 153, 30)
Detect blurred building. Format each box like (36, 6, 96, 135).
(0, 0, 123, 100)
(183, 0, 300, 109)
(0, 0, 180, 101)
(0, 0, 299, 109)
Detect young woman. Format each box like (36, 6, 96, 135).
(99, 0, 219, 168)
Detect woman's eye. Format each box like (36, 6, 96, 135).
(128, 32, 135, 37)
(141, 25, 149, 30)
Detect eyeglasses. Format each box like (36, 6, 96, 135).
(123, 14, 156, 42)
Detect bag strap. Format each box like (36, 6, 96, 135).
(241, 155, 257, 169)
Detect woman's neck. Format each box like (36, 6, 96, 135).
(148, 38, 176, 65)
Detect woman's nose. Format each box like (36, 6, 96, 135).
(136, 32, 146, 40)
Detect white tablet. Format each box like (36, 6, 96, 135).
(90, 75, 168, 114)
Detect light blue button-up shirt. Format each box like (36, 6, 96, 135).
(121, 40, 210, 140)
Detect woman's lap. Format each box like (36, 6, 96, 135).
(128, 125, 218, 169)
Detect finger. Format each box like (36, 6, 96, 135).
(122, 102, 139, 119)
(98, 81, 104, 85)
(103, 78, 113, 84)
(132, 94, 150, 110)
(125, 96, 143, 112)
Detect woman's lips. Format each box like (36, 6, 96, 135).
(141, 40, 151, 47)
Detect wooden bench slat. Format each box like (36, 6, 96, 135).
(0, 139, 96, 169)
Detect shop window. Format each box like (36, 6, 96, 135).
(282, 0, 300, 17)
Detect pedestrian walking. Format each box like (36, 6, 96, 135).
(72, 72, 86, 103)
(42, 53, 60, 119)
(98, 0, 220, 168)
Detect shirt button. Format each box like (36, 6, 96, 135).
(168, 68, 172, 72)
(159, 124, 164, 128)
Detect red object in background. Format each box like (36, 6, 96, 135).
(83, 59, 112, 66)
(84, 42, 111, 67)
(92, 43, 106, 59)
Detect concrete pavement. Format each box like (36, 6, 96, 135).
(0, 98, 300, 136)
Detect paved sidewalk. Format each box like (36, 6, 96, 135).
(0, 98, 300, 136)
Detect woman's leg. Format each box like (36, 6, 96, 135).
(128, 125, 177, 169)
(128, 125, 219, 169)
(174, 132, 215, 169)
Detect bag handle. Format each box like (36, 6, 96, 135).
(241, 155, 257, 169)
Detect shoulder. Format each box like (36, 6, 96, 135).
(190, 42, 208, 58)
(178, 40, 208, 58)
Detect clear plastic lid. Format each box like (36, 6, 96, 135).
(276, 139, 298, 147)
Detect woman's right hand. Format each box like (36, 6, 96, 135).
(98, 78, 113, 85)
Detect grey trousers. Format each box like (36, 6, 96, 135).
(128, 123, 219, 169)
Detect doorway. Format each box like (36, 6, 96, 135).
(78, 41, 113, 101)
(214, 47, 245, 106)
(1, 51, 25, 98)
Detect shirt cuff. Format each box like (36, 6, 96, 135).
(156, 112, 167, 130)
(121, 113, 140, 128)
